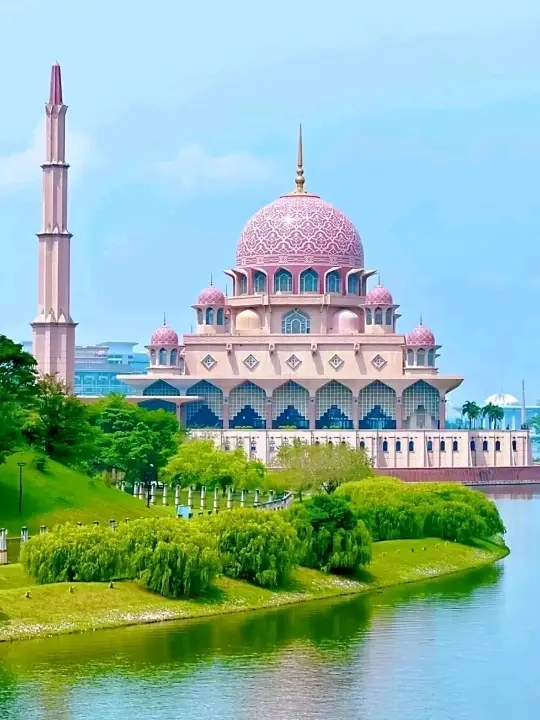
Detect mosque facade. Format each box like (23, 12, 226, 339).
(32, 66, 531, 472)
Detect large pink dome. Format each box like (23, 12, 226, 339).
(198, 286, 225, 305)
(150, 324, 179, 346)
(407, 323, 436, 346)
(236, 194, 363, 267)
(365, 284, 393, 306)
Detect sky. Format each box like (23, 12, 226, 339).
(0, 0, 539, 407)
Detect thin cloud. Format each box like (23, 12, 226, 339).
(0, 119, 91, 193)
(157, 144, 274, 192)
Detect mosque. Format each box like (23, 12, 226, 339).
(31, 65, 532, 475)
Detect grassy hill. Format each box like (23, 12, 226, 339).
(0, 451, 173, 536)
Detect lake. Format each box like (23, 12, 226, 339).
(0, 488, 539, 719)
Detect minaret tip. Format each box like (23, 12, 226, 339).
(163, 312, 167, 326)
(419, 312, 423, 326)
(294, 124, 305, 193)
(49, 63, 63, 105)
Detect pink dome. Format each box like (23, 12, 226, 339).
(198, 286, 225, 305)
(150, 324, 179, 346)
(236, 194, 363, 268)
(407, 323, 436, 346)
(365, 284, 393, 306)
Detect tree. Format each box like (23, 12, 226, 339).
(277, 441, 372, 499)
(462, 401, 481, 429)
(164, 438, 266, 492)
(22, 375, 97, 465)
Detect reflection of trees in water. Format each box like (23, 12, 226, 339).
(0, 664, 19, 717)
(0, 562, 502, 698)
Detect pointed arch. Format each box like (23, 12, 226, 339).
(138, 399, 177, 414)
(254, 271, 267, 293)
(170, 349, 178, 365)
(417, 348, 426, 365)
(217, 308, 224, 325)
(374, 307, 383, 325)
(428, 349, 436, 366)
(143, 380, 180, 396)
(347, 274, 359, 294)
(402, 381, 440, 429)
(300, 268, 319, 293)
(158, 348, 167, 365)
(186, 380, 223, 428)
(197, 309, 203, 324)
(272, 381, 309, 429)
(274, 268, 292, 293)
(282, 309, 311, 334)
(315, 381, 353, 429)
(366, 308, 373, 325)
(358, 381, 396, 429)
(229, 381, 266, 429)
(206, 308, 214, 324)
(326, 270, 341, 293)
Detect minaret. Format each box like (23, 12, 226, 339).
(31, 64, 76, 388)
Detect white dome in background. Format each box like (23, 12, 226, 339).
(485, 393, 519, 406)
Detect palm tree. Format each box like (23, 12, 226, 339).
(482, 402, 496, 429)
(491, 405, 504, 429)
(462, 401, 481, 429)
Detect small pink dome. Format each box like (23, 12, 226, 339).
(198, 286, 225, 305)
(365, 284, 393, 306)
(407, 324, 436, 346)
(236, 194, 363, 268)
(334, 309, 359, 334)
(151, 324, 179, 346)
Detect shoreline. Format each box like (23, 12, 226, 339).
(0, 538, 508, 644)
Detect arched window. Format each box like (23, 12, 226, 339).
(495, 440, 501, 452)
(216, 308, 224, 326)
(417, 349, 425, 365)
(282, 309, 310, 334)
(159, 348, 167, 365)
(408, 440, 415, 452)
(427, 440, 433, 452)
(385, 308, 393, 326)
(326, 271, 341, 293)
(143, 380, 180, 397)
(170, 349, 178, 365)
(150, 349, 156, 366)
(512, 439, 517, 452)
(347, 274, 359, 295)
(315, 381, 353, 429)
(470, 440, 476, 451)
(359, 440, 365, 449)
(254, 271, 266, 293)
(407, 349, 414, 366)
(300, 268, 319, 293)
(358, 381, 397, 430)
(366, 309, 373, 325)
(186, 380, 223, 429)
(229, 381, 266, 429)
(482, 440, 488, 451)
(206, 308, 214, 325)
(374, 308, 383, 325)
(274, 269, 292, 293)
(272, 381, 309, 429)
(382, 440, 388, 452)
(402, 381, 440, 429)
(452, 440, 458, 452)
(239, 275, 248, 294)
(428, 349, 436, 367)
(197, 309, 203, 324)
(396, 440, 402, 452)
(440, 440, 446, 452)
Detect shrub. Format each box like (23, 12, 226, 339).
(116, 518, 220, 597)
(337, 478, 504, 543)
(21, 524, 122, 583)
(204, 509, 298, 588)
(290, 494, 372, 573)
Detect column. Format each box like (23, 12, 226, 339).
(395, 395, 403, 429)
(162, 484, 168, 506)
(352, 396, 359, 429)
(222, 397, 230, 430)
(309, 396, 316, 429)
(438, 396, 446, 429)
(265, 396, 273, 429)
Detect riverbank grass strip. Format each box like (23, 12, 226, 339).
(0, 538, 507, 642)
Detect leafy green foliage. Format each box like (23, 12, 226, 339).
(204, 509, 298, 588)
(289, 494, 372, 573)
(164, 438, 266, 492)
(21, 524, 122, 583)
(337, 478, 505, 543)
(0, 336, 37, 464)
(276, 440, 372, 498)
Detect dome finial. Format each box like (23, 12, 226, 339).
(293, 124, 306, 194)
(420, 312, 423, 326)
(210, 273, 213, 286)
(163, 311, 166, 326)
(377, 273, 381, 287)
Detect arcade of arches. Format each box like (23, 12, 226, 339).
(142, 379, 443, 430)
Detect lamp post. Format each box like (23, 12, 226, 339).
(146, 463, 154, 509)
(17, 462, 26, 514)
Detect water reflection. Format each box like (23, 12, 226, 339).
(0, 491, 537, 720)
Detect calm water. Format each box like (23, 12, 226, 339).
(0, 489, 539, 720)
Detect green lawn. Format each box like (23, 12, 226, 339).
(0, 538, 508, 643)
(0, 452, 174, 536)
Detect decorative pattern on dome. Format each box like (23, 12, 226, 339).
(201, 354, 217, 370)
(371, 354, 387, 370)
(236, 195, 363, 267)
(198, 286, 225, 305)
(407, 324, 436, 346)
(286, 354, 302, 370)
(150, 324, 178, 346)
(365, 285, 393, 306)
(329, 353, 344, 370)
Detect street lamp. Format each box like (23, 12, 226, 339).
(146, 463, 154, 508)
(17, 462, 26, 514)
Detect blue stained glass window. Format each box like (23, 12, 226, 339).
(206, 308, 214, 324)
(143, 380, 180, 396)
(229, 381, 266, 429)
(170, 349, 178, 365)
(366, 309, 373, 325)
(300, 269, 319, 292)
(402, 381, 440, 429)
(316, 381, 353, 429)
(374, 308, 383, 325)
(217, 308, 224, 325)
(358, 381, 397, 429)
(385, 308, 393, 325)
(282, 309, 310, 334)
(138, 399, 177, 414)
(428, 349, 436, 366)
(347, 274, 359, 294)
(159, 349, 167, 365)
(197, 309, 203, 324)
(254, 271, 266, 293)
(326, 271, 341, 293)
(417, 349, 425, 365)
(239, 275, 248, 294)
(272, 381, 309, 429)
(274, 269, 292, 293)
(186, 380, 223, 428)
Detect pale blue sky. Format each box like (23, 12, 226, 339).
(0, 0, 539, 406)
